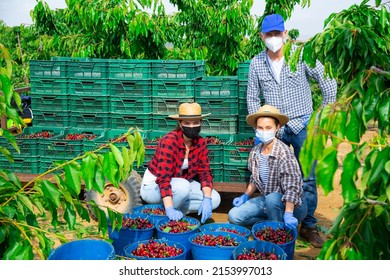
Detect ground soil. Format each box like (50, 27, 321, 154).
(43, 126, 380, 260)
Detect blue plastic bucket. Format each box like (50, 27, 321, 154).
(189, 231, 247, 260)
(233, 240, 287, 260)
(48, 239, 115, 260)
(108, 213, 155, 257)
(251, 221, 297, 260)
(156, 216, 200, 259)
(132, 204, 167, 226)
(124, 238, 187, 260)
(199, 223, 251, 239)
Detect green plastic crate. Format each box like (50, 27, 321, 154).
(210, 163, 224, 182)
(152, 115, 178, 132)
(69, 112, 110, 129)
(111, 96, 152, 114)
(223, 164, 251, 183)
(70, 94, 110, 112)
(108, 59, 153, 80)
(238, 117, 255, 134)
(238, 82, 247, 99)
(223, 133, 254, 166)
(30, 60, 67, 78)
(207, 144, 223, 164)
(195, 97, 238, 116)
(108, 80, 152, 96)
(41, 128, 105, 158)
(200, 116, 237, 134)
(238, 61, 251, 81)
(110, 113, 152, 131)
(0, 156, 39, 174)
(32, 92, 69, 111)
(30, 77, 68, 96)
(152, 60, 205, 80)
(33, 110, 70, 127)
(152, 79, 195, 97)
(152, 97, 194, 115)
(68, 59, 107, 79)
(69, 79, 108, 96)
(194, 76, 238, 98)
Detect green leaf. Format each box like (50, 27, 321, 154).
(94, 167, 105, 193)
(15, 193, 34, 214)
(81, 154, 97, 192)
(109, 143, 124, 167)
(315, 146, 338, 195)
(367, 149, 387, 186)
(63, 201, 76, 230)
(40, 180, 62, 208)
(163, 226, 172, 232)
(340, 151, 360, 203)
(103, 152, 119, 187)
(346, 109, 360, 143)
(63, 163, 82, 196)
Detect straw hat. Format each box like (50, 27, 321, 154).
(169, 102, 211, 120)
(246, 105, 289, 128)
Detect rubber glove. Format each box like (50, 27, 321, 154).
(232, 193, 249, 207)
(165, 206, 183, 221)
(283, 212, 298, 229)
(198, 197, 212, 224)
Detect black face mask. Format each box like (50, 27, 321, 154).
(181, 125, 201, 138)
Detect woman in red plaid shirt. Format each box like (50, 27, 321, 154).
(140, 102, 221, 223)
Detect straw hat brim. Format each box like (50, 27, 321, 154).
(246, 111, 289, 128)
(169, 113, 211, 120)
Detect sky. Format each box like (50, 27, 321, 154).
(0, 0, 377, 40)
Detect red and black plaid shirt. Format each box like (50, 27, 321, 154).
(147, 129, 213, 198)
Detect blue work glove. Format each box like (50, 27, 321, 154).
(198, 197, 212, 224)
(283, 212, 298, 229)
(165, 206, 183, 221)
(232, 193, 249, 207)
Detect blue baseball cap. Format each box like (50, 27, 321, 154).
(261, 14, 285, 33)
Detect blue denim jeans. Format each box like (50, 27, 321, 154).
(228, 192, 307, 226)
(281, 125, 318, 229)
(140, 177, 221, 214)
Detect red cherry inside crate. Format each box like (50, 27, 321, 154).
(236, 248, 280, 260)
(122, 217, 153, 230)
(253, 226, 294, 244)
(131, 239, 184, 258)
(64, 133, 96, 141)
(159, 219, 198, 233)
(20, 131, 54, 139)
(192, 234, 240, 247)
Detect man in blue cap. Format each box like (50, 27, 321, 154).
(245, 13, 337, 248)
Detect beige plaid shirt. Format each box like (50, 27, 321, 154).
(248, 139, 303, 205)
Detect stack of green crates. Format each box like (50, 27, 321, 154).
(151, 60, 204, 131)
(108, 59, 153, 131)
(30, 60, 69, 127)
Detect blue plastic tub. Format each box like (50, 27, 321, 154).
(108, 213, 155, 257)
(48, 239, 115, 260)
(199, 223, 251, 239)
(124, 238, 187, 260)
(189, 231, 247, 260)
(251, 221, 297, 260)
(132, 204, 167, 226)
(233, 240, 287, 260)
(156, 216, 200, 259)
